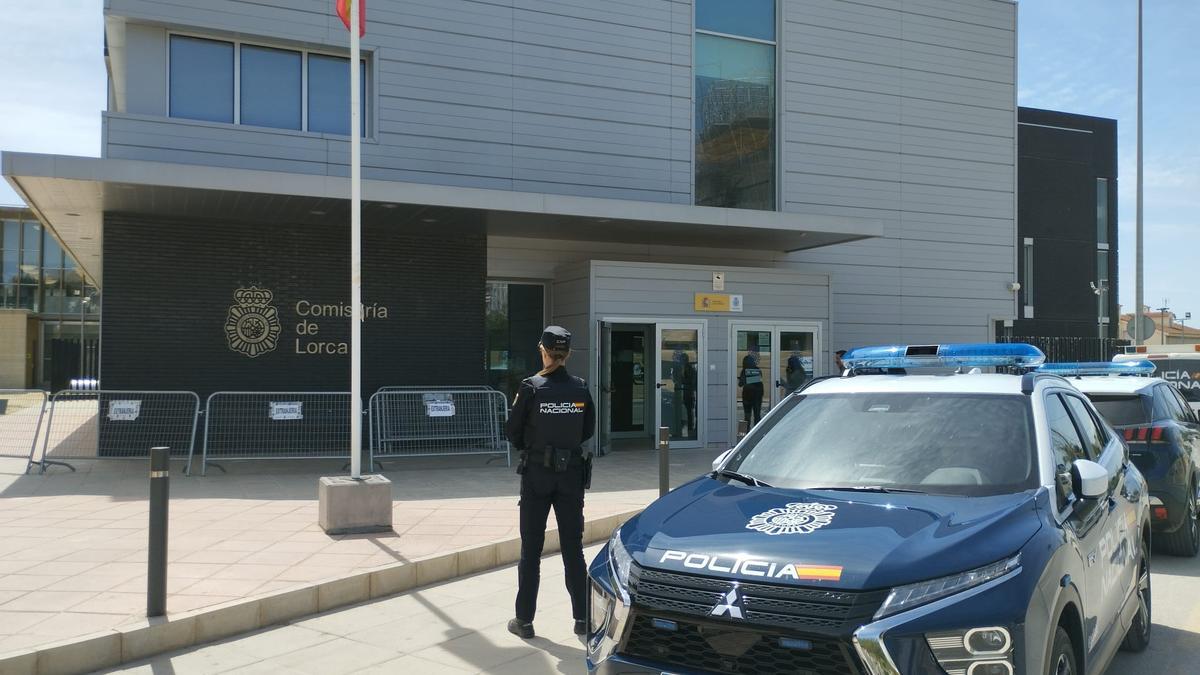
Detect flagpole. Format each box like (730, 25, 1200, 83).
(349, 0, 363, 479)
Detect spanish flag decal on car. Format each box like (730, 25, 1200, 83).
(792, 564, 843, 582)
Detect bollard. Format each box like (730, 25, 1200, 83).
(147, 446, 170, 617)
(658, 426, 670, 497)
(737, 419, 749, 442)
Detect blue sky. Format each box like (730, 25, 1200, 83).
(0, 0, 1196, 323)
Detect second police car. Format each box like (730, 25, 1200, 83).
(1039, 360, 1200, 557)
(587, 344, 1151, 675)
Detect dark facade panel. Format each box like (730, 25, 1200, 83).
(1014, 107, 1118, 339)
(101, 214, 486, 400)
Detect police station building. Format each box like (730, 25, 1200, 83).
(2, 0, 1019, 453)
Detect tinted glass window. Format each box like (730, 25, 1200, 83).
(725, 393, 1037, 496)
(1046, 394, 1087, 469)
(1151, 386, 1176, 422)
(1156, 385, 1189, 423)
(1, 221, 18, 284)
(1063, 395, 1105, 459)
(170, 36, 234, 123)
(1169, 387, 1196, 422)
(241, 45, 301, 129)
(696, 0, 775, 41)
(1096, 178, 1109, 245)
(308, 55, 367, 136)
(1088, 394, 1151, 427)
(695, 33, 775, 210)
(485, 281, 545, 402)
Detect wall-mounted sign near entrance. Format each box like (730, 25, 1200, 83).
(269, 401, 304, 420)
(108, 400, 142, 421)
(694, 293, 744, 313)
(225, 287, 282, 358)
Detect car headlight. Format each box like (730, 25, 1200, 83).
(876, 554, 1021, 619)
(927, 627, 1014, 675)
(608, 527, 633, 603)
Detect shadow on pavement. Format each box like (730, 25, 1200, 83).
(1148, 552, 1200, 578)
(1109, 623, 1200, 674)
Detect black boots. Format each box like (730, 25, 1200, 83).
(574, 620, 587, 636)
(507, 618, 534, 639)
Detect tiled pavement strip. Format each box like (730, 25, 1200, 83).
(95, 544, 607, 675)
(0, 449, 718, 657)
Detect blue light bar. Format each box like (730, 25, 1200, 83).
(842, 343, 1046, 370)
(1037, 360, 1156, 376)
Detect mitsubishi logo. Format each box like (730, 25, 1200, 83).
(710, 587, 745, 620)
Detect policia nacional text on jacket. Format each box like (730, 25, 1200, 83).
(504, 326, 596, 640)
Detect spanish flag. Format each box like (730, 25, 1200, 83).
(335, 0, 366, 37)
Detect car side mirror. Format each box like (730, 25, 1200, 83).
(1072, 459, 1109, 500)
(712, 449, 733, 472)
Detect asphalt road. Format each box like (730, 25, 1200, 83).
(1107, 549, 1200, 674)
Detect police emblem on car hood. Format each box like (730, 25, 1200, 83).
(746, 502, 837, 536)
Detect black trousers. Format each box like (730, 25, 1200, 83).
(516, 461, 587, 623)
(743, 384, 764, 426)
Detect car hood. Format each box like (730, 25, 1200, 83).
(625, 476, 1041, 591)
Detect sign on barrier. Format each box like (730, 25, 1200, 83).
(200, 392, 360, 476)
(0, 389, 48, 474)
(38, 390, 200, 473)
(369, 388, 509, 466)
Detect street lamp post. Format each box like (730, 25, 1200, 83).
(1134, 0, 1145, 345)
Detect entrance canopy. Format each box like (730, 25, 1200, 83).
(3, 152, 883, 286)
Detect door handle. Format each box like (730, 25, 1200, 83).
(656, 382, 666, 389)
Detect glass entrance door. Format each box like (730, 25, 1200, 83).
(656, 323, 704, 448)
(730, 322, 820, 443)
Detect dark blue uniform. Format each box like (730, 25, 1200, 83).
(506, 366, 595, 626)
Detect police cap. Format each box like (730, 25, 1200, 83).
(540, 325, 572, 351)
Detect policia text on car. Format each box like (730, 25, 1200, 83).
(505, 326, 596, 640)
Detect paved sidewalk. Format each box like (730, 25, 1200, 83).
(95, 545, 605, 674)
(0, 449, 717, 655)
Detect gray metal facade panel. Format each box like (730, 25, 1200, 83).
(106, 0, 692, 204)
(781, 0, 1017, 346)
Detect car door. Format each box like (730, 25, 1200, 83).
(1165, 385, 1200, 472)
(1062, 393, 1137, 649)
(1044, 392, 1113, 654)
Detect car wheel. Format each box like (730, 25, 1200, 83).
(1049, 626, 1077, 675)
(1121, 537, 1152, 652)
(1160, 478, 1200, 557)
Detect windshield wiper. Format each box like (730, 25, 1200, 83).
(713, 469, 773, 488)
(804, 485, 926, 494)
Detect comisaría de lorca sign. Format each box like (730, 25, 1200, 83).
(225, 286, 390, 358)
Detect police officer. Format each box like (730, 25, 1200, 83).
(505, 326, 595, 640)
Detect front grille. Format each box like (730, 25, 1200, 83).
(630, 565, 886, 636)
(623, 613, 858, 675)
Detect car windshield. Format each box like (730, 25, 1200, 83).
(724, 393, 1038, 496)
(1086, 394, 1151, 427)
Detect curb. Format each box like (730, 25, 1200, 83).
(0, 509, 638, 675)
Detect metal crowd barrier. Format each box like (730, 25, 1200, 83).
(369, 388, 510, 466)
(199, 391, 363, 476)
(0, 389, 48, 474)
(38, 390, 200, 473)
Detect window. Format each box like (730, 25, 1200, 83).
(1169, 387, 1197, 423)
(1063, 395, 1106, 460)
(1087, 394, 1151, 427)
(695, 0, 776, 211)
(725, 393, 1037, 496)
(241, 45, 302, 130)
(169, 34, 367, 136)
(170, 36, 235, 123)
(1152, 386, 1177, 422)
(485, 281, 546, 402)
(1046, 394, 1086, 509)
(308, 54, 367, 136)
(1096, 249, 1109, 332)
(1096, 178, 1109, 245)
(1022, 238, 1034, 312)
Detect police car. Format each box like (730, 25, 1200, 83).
(587, 344, 1151, 675)
(1041, 361, 1200, 557)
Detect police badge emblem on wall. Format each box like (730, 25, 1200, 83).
(224, 286, 282, 358)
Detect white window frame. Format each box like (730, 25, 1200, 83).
(166, 31, 370, 137)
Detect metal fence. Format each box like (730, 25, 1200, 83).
(38, 390, 200, 473)
(999, 336, 1131, 363)
(369, 389, 510, 465)
(0, 389, 48, 473)
(199, 391, 360, 476)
